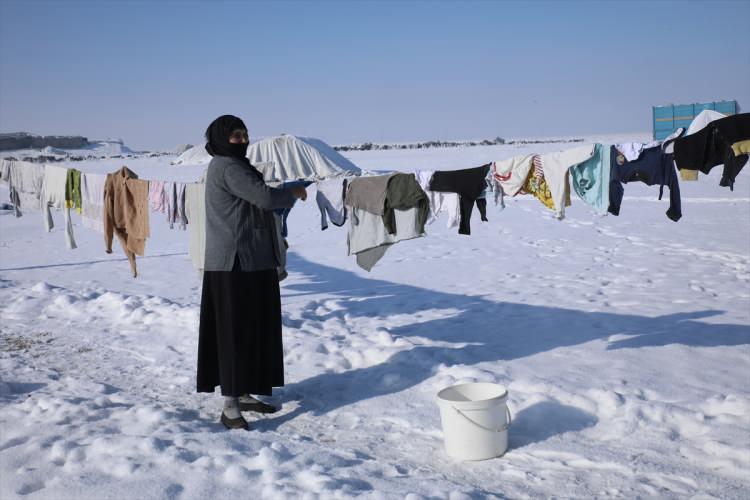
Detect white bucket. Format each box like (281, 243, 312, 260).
(436, 382, 511, 461)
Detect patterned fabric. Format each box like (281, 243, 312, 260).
(516, 155, 569, 211)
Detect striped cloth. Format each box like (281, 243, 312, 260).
(533, 154, 544, 179)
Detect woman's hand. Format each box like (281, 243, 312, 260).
(291, 186, 307, 201)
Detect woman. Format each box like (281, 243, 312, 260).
(197, 115, 307, 430)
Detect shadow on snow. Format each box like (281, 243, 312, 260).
(253, 252, 750, 443)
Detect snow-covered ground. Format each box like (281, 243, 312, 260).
(1, 135, 749, 499)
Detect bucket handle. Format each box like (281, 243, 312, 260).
(452, 405, 512, 433)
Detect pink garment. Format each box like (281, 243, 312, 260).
(149, 180, 167, 213)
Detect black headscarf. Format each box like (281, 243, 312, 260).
(204, 114, 249, 159)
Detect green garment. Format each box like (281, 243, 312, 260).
(66, 168, 82, 213)
(383, 173, 430, 235)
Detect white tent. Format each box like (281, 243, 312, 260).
(172, 135, 361, 181)
(247, 134, 360, 181)
(171, 145, 211, 165)
(686, 109, 726, 136)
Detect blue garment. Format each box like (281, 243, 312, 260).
(608, 145, 681, 222)
(570, 143, 610, 215)
(274, 180, 314, 237)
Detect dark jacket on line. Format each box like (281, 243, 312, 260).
(673, 113, 750, 190)
(608, 144, 681, 222)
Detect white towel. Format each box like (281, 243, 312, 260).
(81, 172, 107, 233)
(1, 160, 44, 217)
(40, 164, 77, 249)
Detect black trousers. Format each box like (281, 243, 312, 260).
(429, 164, 491, 235)
(458, 197, 488, 235)
(197, 262, 283, 397)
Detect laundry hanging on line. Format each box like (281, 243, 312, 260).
(609, 137, 683, 222)
(104, 167, 150, 278)
(2, 118, 749, 275)
(0, 159, 44, 218)
(673, 113, 750, 190)
(315, 176, 349, 230)
(165, 181, 188, 230)
(149, 180, 168, 213)
(570, 144, 611, 217)
(81, 172, 107, 233)
(346, 172, 428, 272)
(428, 163, 491, 235)
(415, 169, 461, 228)
(271, 179, 314, 237)
(41, 164, 77, 250)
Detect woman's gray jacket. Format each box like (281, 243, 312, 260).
(204, 155, 295, 271)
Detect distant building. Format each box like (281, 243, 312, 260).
(0, 132, 89, 151)
(652, 100, 738, 140)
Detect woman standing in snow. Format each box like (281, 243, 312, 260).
(197, 115, 307, 430)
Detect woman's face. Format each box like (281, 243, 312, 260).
(229, 128, 249, 144)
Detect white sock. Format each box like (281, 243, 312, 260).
(223, 397, 241, 419)
(239, 394, 261, 403)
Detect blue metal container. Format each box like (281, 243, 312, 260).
(652, 100, 738, 140)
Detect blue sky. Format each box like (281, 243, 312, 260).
(1, 0, 748, 150)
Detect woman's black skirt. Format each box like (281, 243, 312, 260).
(197, 264, 284, 397)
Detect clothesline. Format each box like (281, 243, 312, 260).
(1, 112, 748, 276)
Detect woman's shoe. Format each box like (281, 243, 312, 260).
(239, 394, 278, 414)
(221, 411, 249, 430)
